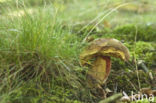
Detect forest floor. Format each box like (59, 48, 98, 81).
(0, 0, 155, 103)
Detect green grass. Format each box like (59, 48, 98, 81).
(0, 3, 85, 103)
(0, 0, 155, 103)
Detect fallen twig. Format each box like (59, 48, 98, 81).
(99, 93, 122, 103)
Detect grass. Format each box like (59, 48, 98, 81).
(0, 0, 155, 103)
(0, 3, 85, 103)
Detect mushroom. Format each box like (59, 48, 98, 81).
(80, 38, 130, 97)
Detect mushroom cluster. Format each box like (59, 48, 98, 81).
(80, 38, 130, 97)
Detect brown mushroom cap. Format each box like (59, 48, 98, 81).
(80, 38, 130, 65)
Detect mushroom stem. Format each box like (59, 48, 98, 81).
(102, 56, 111, 83)
(88, 56, 111, 85)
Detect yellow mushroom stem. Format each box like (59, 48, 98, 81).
(87, 56, 111, 87)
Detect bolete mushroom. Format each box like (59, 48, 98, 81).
(80, 38, 130, 97)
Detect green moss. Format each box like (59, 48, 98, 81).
(113, 24, 156, 42)
(107, 70, 152, 95)
(126, 41, 155, 67)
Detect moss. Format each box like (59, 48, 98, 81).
(127, 41, 155, 67)
(113, 24, 156, 42)
(106, 70, 152, 95)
